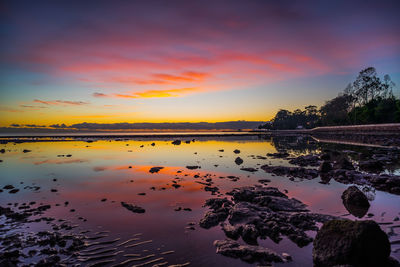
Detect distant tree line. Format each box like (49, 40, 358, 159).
(259, 67, 399, 130)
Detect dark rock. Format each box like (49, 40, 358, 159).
(204, 186, 219, 193)
(3, 185, 14, 190)
(359, 160, 384, 173)
(313, 220, 392, 267)
(186, 166, 200, 170)
(121, 202, 145, 213)
(334, 158, 355, 170)
(258, 179, 271, 184)
(200, 211, 228, 229)
(233, 149, 240, 154)
(267, 152, 289, 158)
(22, 149, 31, 153)
(149, 166, 164, 173)
(8, 189, 19, 194)
(172, 140, 181, 145)
(221, 223, 243, 240)
(234, 157, 243, 165)
(319, 161, 332, 173)
(240, 167, 258, 172)
(289, 154, 320, 167)
(341, 186, 370, 218)
(261, 165, 318, 180)
(214, 239, 285, 264)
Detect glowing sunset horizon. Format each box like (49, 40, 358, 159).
(1, 0, 399, 127)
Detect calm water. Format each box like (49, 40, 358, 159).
(1, 135, 399, 266)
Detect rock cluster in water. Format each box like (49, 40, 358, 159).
(261, 149, 400, 195)
(199, 186, 338, 265)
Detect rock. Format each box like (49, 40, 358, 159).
(172, 140, 181, 145)
(341, 186, 370, 218)
(8, 189, 19, 194)
(204, 186, 219, 193)
(289, 154, 320, 167)
(267, 152, 289, 158)
(334, 158, 355, 170)
(214, 239, 284, 264)
(233, 149, 240, 154)
(221, 223, 243, 240)
(258, 179, 271, 184)
(172, 184, 181, 189)
(261, 165, 318, 180)
(151, 142, 155, 146)
(234, 157, 243, 165)
(121, 202, 145, 213)
(186, 166, 200, 170)
(22, 149, 31, 153)
(240, 167, 258, 172)
(149, 166, 164, 173)
(359, 160, 384, 173)
(313, 220, 392, 267)
(200, 211, 229, 229)
(3, 185, 14, 190)
(319, 161, 332, 173)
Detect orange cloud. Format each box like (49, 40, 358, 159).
(104, 71, 210, 86)
(34, 99, 89, 106)
(114, 87, 202, 99)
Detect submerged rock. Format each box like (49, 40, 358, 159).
(341, 186, 370, 218)
(121, 202, 145, 213)
(214, 239, 285, 265)
(313, 220, 394, 267)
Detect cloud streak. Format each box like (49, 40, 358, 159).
(33, 99, 89, 106)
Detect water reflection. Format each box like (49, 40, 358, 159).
(0, 136, 399, 266)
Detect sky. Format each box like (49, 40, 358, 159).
(0, 0, 399, 127)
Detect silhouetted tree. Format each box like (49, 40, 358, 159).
(260, 67, 398, 129)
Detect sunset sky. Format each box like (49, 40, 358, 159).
(1, 0, 399, 126)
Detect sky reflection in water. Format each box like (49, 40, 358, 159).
(0, 136, 399, 266)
